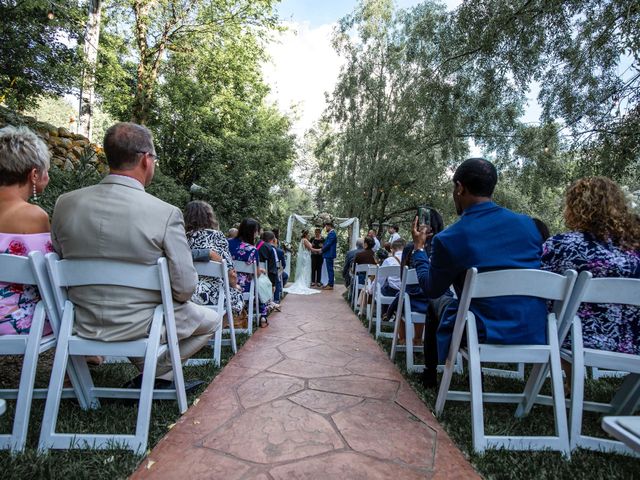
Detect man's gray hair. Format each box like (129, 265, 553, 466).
(356, 238, 364, 249)
(0, 126, 50, 186)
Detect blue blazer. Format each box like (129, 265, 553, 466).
(275, 247, 286, 269)
(322, 230, 337, 259)
(412, 202, 547, 362)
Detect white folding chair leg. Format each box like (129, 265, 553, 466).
(465, 316, 486, 452)
(213, 323, 222, 367)
(3, 304, 46, 451)
(548, 316, 570, 457)
(38, 307, 75, 452)
(569, 317, 585, 451)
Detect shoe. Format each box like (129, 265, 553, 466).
(421, 368, 437, 390)
(322, 285, 334, 290)
(259, 316, 269, 328)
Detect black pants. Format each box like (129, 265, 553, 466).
(424, 294, 456, 383)
(311, 255, 323, 284)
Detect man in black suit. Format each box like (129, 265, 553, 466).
(258, 231, 279, 297)
(311, 228, 324, 287)
(342, 238, 364, 288)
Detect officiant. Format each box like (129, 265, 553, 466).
(310, 228, 324, 287)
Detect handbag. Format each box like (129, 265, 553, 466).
(257, 274, 273, 303)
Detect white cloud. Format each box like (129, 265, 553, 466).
(262, 21, 344, 138)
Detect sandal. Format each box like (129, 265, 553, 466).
(259, 317, 269, 328)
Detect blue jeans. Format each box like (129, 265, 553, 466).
(324, 257, 334, 286)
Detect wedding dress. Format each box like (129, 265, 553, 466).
(283, 240, 321, 295)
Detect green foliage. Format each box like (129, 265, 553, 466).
(0, 0, 83, 111)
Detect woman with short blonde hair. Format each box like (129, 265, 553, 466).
(0, 126, 53, 335)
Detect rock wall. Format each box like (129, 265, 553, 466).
(0, 106, 108, 174)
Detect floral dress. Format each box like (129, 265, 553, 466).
(0, 233, 54, 336)
(187, 229, 244, 314)
(541, 231, 640, 355)
(228, 237, 267, 316)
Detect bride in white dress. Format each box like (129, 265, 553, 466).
(284, 230, 321, 295)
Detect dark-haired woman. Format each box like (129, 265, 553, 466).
(228, 217, 268, 321)
(184, 201, 244, 315)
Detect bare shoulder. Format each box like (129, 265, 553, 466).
(9, 203, 50, 234)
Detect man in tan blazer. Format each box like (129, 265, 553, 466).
(51, 122, 219, 384)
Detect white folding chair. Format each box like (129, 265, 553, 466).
(390, 268, 426, 373)
(38, 255, 187, 453)
(186, 260, 234, 367)
(561, 273, 640, 454)
(363, 265, 377, 321)
(435, 268, 576, 457)
(369, 264, 401, 339)
(0, 252, 86, 451)
(352, 264, 369, 313)
(233, 260, 260, 335)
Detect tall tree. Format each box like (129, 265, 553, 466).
(79, 0, 103, 140)
(0, 0, 82, 111)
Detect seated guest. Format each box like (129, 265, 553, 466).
(542, 177, 640, 355)
(343, 238, 364, 288)
(412, 158, 547, 388)
(388, 225, 401, 243)
(228, 218, 268, 320)
(0, 126, 53, 336)
(51, 122, 219, 388)
(184, 200, 244, 315)
(275, 244, 288, 288)
(378, 238, 406, 297)
(367, 229, 381, 252)
(258, 231, 279, 298)
(354, 236, 378, 314)
(227, 227, 238, 239)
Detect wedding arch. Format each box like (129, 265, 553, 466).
(284, 214, 360, 277)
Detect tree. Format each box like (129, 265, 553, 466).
(0, 0, 83, 111)
(100, 0, 278, 124)
(78, 0, 103, 140)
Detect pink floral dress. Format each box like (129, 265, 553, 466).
(0, 233, 54, 335)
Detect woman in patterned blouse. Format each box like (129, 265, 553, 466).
(184, 201, 244, 314)
(541, 177, 640, 355)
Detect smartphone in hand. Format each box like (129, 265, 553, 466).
(417, 206, 431, 227)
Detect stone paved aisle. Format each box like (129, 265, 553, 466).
(131, 287, 479, 480)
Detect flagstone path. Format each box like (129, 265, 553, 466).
(131, 287, 479, 480)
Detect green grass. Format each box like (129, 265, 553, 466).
(0, 334, 248, 480)
(353, 306, 640, 480)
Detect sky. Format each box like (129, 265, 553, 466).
(262, 0, 486, 139)
(262, 0, 542, 141)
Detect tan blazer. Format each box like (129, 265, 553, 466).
(51, 175, 204, 342)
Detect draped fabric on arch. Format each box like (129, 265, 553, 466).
(284, 214, 360, 277)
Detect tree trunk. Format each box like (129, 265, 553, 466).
(78, 0, 102, 140)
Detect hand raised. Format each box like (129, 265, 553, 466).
(411, 216, 433, 250)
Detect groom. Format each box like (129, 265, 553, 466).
(321, 221, 337, 290)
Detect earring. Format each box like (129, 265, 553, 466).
(32, 182, 38, 201)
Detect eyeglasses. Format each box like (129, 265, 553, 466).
(137, 151, 159, 165)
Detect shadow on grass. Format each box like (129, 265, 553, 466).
(352, 300, 640, 480)
(0, 333, 249, 480)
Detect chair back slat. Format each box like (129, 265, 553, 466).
(354, 264, 370, 274)
(582, 276, 640, 306)
(367, 265, 377, 275)
(0, 254, 37, 285)
(194, 260, 225, 278)
(233, 260, 256, 275)
(472, 269, 575, 301)
(404, 268, 419, 285)
(51, 258, 161, 290)
(376, 265, 400, 282)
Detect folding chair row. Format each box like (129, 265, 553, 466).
(351, 264, 370, 313)
(369, 264, 400, 339)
